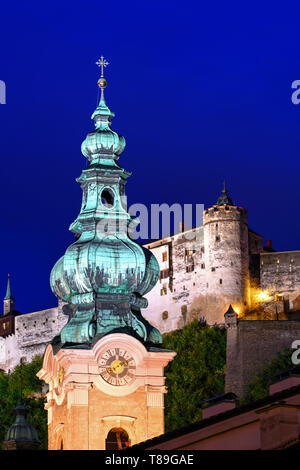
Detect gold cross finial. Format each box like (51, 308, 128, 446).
(96, 55, 109, 78)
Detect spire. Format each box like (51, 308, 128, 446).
(216, 180, 234, 206)
(4, 273, 13, 300)
(81, 55, 125, 163)
(50, 58, 162, 348)
(3, 273, 14, 315)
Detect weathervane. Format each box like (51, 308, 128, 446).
(95, 55, 109, 92)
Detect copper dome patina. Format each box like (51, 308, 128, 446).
(50, 58, 161, 348)
(3, 403, 41, 450)
(81, 96, 126, 162)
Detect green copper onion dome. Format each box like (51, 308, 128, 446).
(50, 57, 161, 348)
(81, 93, 126, 162)
(3, 403, 41, 450)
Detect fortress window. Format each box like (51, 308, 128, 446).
(211, 267, 216, 272)
(219, 279, 222, 284)
(160, 269, 169, 279)
(185, 248, 195, 262)
(186, 264, 194, 273)
(216, 236, 220, 242)
(201, 263, 205, 269)
(162, 311, 168, 320)
(160, 285, 167, 296)
(216, 223, 218, 230)
(162, 251, 167, 262)
(201, 246, 205, 253)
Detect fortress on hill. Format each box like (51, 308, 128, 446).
(0, 183, 299, 382)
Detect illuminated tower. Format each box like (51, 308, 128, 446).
(203, 183, 250, 321)
(37, 58, 175, 450)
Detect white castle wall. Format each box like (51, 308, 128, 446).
(0, 303, 67, 373)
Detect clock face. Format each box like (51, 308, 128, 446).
(98, 348, 136, 386)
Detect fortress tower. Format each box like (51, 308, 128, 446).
(203, 183, 250, 320)
(37, 58, 175, 450)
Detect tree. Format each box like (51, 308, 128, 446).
(0, 356, 47, 450)
(246, 348, 293, 402)
(162, 320, 226, 433)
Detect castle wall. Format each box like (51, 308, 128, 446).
(142, 227, 209, 333)
(0, 304, 67, 372)
(225, 318, 300, 398)
(143, 205, 252, 332)
(259, 251, 300, 316)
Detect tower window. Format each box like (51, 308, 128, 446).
(219, 279, 222, 284)
(162, 251, 167, 262)
(211, 267, 216, 272)
(201, 263, 205, 269)
(101, 188, 115, 208)
(162, 311, 168, 320)
(216, 236, 220, 242)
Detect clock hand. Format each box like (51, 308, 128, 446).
(107, 359, 128, 374)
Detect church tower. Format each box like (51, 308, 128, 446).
(37, 58, 175, 450)
(203, 183, 250, 321)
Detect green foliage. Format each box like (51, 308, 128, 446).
(162, 320, 226, 432)
(247, 348, 293, 402)
(0, 356, 47, 450)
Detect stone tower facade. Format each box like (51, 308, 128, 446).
(203, 200, 250, 321)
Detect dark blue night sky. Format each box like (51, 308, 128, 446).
(0, 1, 299, 313)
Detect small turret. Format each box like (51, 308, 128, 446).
(3, 360, 41, 450)
(216, 181, 234, 206)
(203, 183, 250, 322)
(1, 275, 21, 337)
(3, 273, 14, 315)
(3, 403, 41, 450)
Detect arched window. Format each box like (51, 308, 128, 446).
(106, 428, 130, 450)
